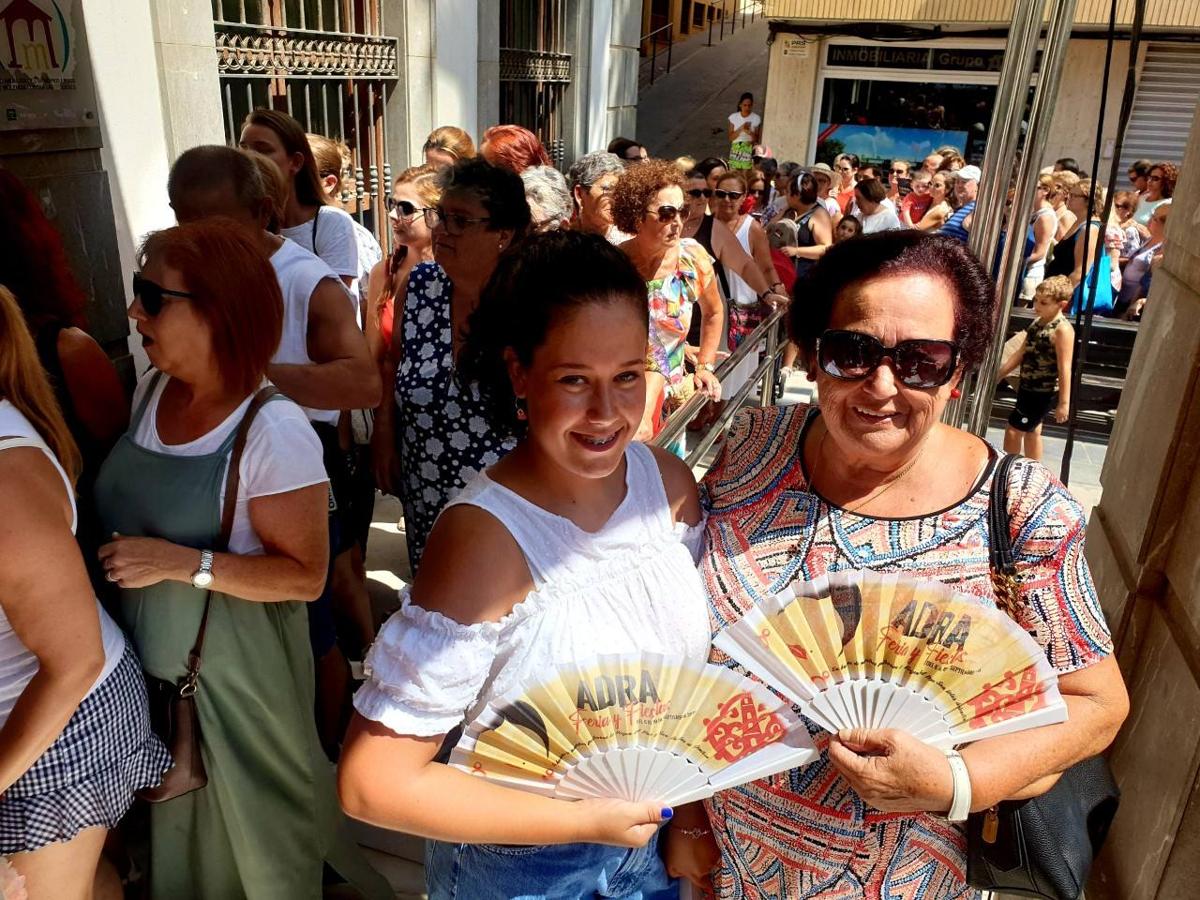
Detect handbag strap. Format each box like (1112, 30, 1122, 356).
(988, 453, 1026, 620)
(183, 385, 281, 689)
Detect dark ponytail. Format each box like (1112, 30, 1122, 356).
(459, 231, 648, 437)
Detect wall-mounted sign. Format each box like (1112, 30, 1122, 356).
(1, 0, 77, 91)
(827, 44, 1014, 75)
(782, 37, 810, 59)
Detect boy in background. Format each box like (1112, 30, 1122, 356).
(999, 275, 1075, 461)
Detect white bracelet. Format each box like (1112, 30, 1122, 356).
(945, 749, 972, 822)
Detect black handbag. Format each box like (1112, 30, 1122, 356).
(137, 386, 278, 803)
(965, 453, 1120, 899)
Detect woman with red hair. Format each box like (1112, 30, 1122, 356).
(480, 124, 552, 173)
(94, 221, 389, 899)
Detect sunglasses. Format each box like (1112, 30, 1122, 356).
(686, 188, 713, 199)
(385, 197, 430, 217)
(424, 206, 491, 235)
(647, 205, 682, 222)
(132, 272, 193, 316)
(714, 189, 743, 200)
(817, 329, 959, 388)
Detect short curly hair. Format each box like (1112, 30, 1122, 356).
(790, 231, 997, 373)
(612, 159, 686, 235)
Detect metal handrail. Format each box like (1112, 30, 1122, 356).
(640, 23, 674, 85)
(653, 306, 788, 467)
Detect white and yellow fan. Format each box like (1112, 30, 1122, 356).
(450, 652, 818, 806)
(713, 570, 1068, 749)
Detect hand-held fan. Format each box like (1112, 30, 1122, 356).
(449, 653, 818, 806)
(713, 570, 1068, 750)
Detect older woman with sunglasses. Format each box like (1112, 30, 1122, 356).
(693, 232, 1128, 898)
(94, 222, 389, 899)
(613, 160, 724, 442)
(373, 158, 531, 570)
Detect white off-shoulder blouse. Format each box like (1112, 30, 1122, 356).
(353, 441, 713, 736)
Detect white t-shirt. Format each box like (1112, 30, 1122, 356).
(728, 111, 761, 143)
(129, 375, 328, 556)
(281, 205, 360, 291)
(0, 401, 126, 727)
(271, 238, 356, 425)
(351, 220, 383, 319)
(861, 206, 903, 234)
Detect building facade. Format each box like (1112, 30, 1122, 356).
(759, 0, 1200, 172)
(1, 0, 641, 370)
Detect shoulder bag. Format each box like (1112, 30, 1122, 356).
(137, 385, 279, 802)
(966, 453, 1121, 899)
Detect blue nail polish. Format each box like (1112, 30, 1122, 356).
(661, 807, 673, 819)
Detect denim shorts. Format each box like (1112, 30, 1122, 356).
(425, 832, 679, 900)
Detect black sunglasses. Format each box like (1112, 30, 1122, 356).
(686, 188, 713, 199)
(647, 205, 683, 223)
(132, 273, 194, 316)
(714, 189, 743, 200)
(817, 329, 959, 388)
(385, 197, 429, 217)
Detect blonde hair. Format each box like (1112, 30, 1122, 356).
(307, 132, 347, 198)
(1035, 275, 1074, 306)
(423, 126, 476, 163)
(673, 155, 696, 174)
(0, 284, 80, 483)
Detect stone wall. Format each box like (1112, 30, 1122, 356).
(1086, 98, 1200, 900)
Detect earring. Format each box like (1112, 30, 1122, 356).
(950, 387, 962, 399)
(514, 397, 528, 421)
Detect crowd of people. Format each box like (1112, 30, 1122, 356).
(0, 108, 1134, 900)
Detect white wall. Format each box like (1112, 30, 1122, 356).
(606, 0, 641, 144)
(82, 0, 224, 370)
(433, 0, 480, 138)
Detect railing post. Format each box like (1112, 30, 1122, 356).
(731, 0, 737, 34)
(708, 8, 714, 46)
(666, 24, 673, 76)
(651, 31, 658, 85)
(742, 0, 747, 29)
(759, 319, 780, 408)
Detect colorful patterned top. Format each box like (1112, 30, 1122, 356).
(645, 238, 715, 394)
(699, 404, 1113, 900)
(1019, 313, 1065, 394)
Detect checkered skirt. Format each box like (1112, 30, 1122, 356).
(0, 642, 172, 853)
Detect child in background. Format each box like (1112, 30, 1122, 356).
(999, 275, 1075, 461)
(900, 170, 933, 227)
(835, 214, 862, 243)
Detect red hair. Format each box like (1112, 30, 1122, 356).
(480, 125, 552, 174)
(138, 221, 283, 395)
(0, 169, 87, 333)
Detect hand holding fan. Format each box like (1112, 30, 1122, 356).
(713, 570, 1068, 749)
(450, 653, 818, 806)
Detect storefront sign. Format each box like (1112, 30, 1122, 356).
(781, 37, 811, 59)
(1, 0, 77, 91)
(827, 45, 931, 70)
(827, 44, 1011, 74)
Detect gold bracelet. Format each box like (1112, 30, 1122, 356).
(673, 826, 712, 838)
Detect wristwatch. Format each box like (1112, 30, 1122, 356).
(191, 550, 215, 589)
(696, 362, 716, 374)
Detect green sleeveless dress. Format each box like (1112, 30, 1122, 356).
(94, 373, 390, 900)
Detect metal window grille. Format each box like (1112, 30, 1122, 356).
(498, 0, 572, 168)
(212, 0, 400, 250)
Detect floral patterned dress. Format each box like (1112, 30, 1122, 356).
(645, 238, 715, 400)
(699, 404, 1114, 900)
(395, 262, 516, 570)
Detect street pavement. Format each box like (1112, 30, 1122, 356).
(637, 15, 771, 162)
